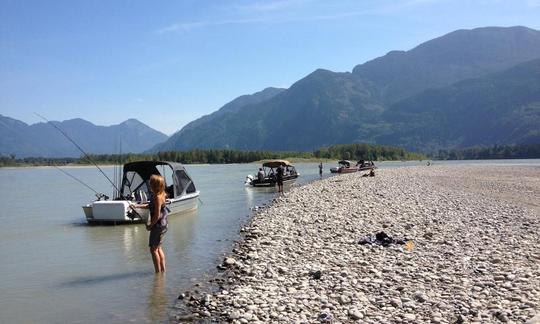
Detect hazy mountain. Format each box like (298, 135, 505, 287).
(0, 116, 168, 157)
(153, 87, 286, 151)
(153, 26, 540, 152)
(353, 26, 540, 103)
(377, 58, 540, 151)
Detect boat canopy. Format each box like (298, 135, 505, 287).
(262, 160, 294, 168)
(121, 161, 196, 199)
(338, 160, 352, 167)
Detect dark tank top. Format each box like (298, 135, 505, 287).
(149, 195, 168, 231)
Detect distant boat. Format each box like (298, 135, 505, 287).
(245, 160, 299, 187)
(330, 160, 358, 173)
(357, 160, 376, 171)
(83, 161, 199, 224)
(330, 160, 376, 173)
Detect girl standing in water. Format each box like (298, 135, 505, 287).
(132, 174, 168, 273)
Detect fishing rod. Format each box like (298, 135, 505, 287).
(37, 113, 146, 221)
(53, 165, 109, 200)
(35, 113, 121, 195)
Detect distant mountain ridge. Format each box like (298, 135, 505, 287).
(353, 26, 540, 103)
(0, 116, 168, 157)
(154, 26, 540, 152)
(378, 58, 540, 151)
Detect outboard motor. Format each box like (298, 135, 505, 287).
(245, 175, 254, 186)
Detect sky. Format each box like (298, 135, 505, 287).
(1, 0, 540, 135)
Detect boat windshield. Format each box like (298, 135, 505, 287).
(122, 171, 149, 198)
(174, 169, 196, 195)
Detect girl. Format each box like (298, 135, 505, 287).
(132, 174, 168, 273)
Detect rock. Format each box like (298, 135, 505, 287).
(318, 312, 333, 322)
(175, 313, 200, 321)
(348, 309, 364, 320)
(403, 313, 416, 321)
(414, 292, 428, 303)
(229, 311, 241, 320)
(225, 257, 236, 266)
(310, 270, 322, 280)
(339, 295, 352, 305)
(390, 298, 402, 308)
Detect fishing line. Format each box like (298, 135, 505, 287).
(34, 113, 121, 194)
(53, 165, 101, 195)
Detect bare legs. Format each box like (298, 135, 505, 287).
(150, 246, 166, 273)
(158, 247, 166, 272)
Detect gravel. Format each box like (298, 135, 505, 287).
(173, 165, 540, 323)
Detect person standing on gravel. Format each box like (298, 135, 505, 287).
(276, 165, 284, 193)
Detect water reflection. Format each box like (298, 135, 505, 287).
(59, 271, 149, 288)
(167, 209, 198, 260)
(147, 273, 167, 322)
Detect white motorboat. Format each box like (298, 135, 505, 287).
(83, 161, 199, 224)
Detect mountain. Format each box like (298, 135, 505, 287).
(0, 116, 168, 157)
(377, 58, 540, 151)
(155, 26, 540, 152)
(153, 87, 286, 151)
(353, 26, 540, 103)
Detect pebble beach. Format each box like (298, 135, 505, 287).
(175, 165, 540, 323)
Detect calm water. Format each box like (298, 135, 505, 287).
(0, 160, 538, 323)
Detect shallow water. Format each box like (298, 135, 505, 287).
(0, 159, 538, 323)
(0, 162, 331, 323)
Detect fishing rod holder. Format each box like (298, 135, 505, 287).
(95, 193, 109, 201)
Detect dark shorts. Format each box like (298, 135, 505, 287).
(277, 176, 283, 185)
(149, 226, 167, 247)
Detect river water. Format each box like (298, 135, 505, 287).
(0, 160, 538, 323)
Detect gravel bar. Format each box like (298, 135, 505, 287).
(174, 165, 540, 323)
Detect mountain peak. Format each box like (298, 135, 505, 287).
(119, 118, 144, 126)
(352, 25, 540, 103)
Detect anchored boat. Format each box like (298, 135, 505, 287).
(83, 161, 199, 224)
(357, 160, 376, 171)
(330, 160, 358, 173)
(330, 160, 377, 173)
(245, 160, 299, 187)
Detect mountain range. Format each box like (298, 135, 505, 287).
(153, 26, 540, 153)
(3, 26, 540, 157)
(0, 116, 167, 158)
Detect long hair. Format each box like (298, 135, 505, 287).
(149, 174, 166, 198)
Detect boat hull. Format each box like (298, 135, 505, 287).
(84, 192, 200, 224)
(358, 166, 376, 171)
(251, 176, 298, 187)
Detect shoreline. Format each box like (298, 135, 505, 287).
(172, 164, 540, 323)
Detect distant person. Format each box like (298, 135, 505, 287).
(257, 168, 265, 182)
(369, 169, 375, 177)
(131, 174, 168, 273)
(319, 162, 323, 177)
(276, 165, 284, 193)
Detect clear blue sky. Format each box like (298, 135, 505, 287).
(1, 0, 539, 135)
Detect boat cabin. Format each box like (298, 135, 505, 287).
(121, 161, 197, 202)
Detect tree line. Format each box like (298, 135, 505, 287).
(0, 143, 424, 167)
(432, 144, 540, 160)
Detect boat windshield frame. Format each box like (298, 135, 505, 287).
(338, 160, 352, 167)
(120, 161, 196, 199)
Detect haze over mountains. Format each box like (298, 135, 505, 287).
(153, 26, 540, 153)
(0, 116, 167, 157)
